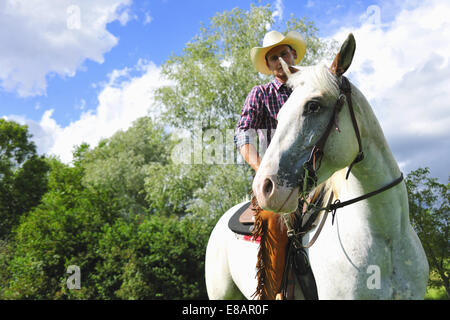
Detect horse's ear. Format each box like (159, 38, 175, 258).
(330, 33, 356, 76)
(279, 58, 299, 78)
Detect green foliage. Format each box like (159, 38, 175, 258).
(187, 164, 254, 218)
(0, 116, 215, 299)
(95, 214, 209, 299)
(144, 163, 210, 216)
(406, 167, 449, 299)
(81, 117, 174, 217)
(1, 158, 120, 299)
(0, 119, 36, 167)
(0, 119, 50, 237)
(425, 266, 449, 300)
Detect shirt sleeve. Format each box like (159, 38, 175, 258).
(234, 86, 264, 150)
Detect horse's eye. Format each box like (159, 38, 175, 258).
(305, 102, 321, 114)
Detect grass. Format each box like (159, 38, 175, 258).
(425, 286, 448, 300)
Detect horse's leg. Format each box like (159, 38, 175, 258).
(205, 204, 246, 300)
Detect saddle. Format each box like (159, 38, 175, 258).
(228, 198, 319, 300)
(228, 201, 258, 236)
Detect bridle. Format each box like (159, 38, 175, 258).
(302, 76, 363, 190)
(278, 74, 404, 300)
(283, 75, 404, 249)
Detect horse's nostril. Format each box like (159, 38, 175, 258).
(263, 178, 274, 196)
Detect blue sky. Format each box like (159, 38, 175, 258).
(0, 0, 393, 126)
(1, 0, 449, 182)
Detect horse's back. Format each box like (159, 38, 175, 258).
(205, 201, 248, 299)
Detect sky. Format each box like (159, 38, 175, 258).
(0, 0, 449, 183)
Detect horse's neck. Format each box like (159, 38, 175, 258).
(330, 97, 408, 234)
(352, 138, 402, 193)
(352, 89, 403, 192)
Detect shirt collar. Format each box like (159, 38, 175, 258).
(272, 78, 288, 91)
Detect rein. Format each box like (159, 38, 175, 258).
(300, 172, 404, 249)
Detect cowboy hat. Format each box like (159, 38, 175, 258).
(250, 30, 306, 75)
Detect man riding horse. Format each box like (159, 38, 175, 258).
(234, 30, 307, 300)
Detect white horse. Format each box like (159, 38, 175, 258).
(205, 34, 429, 300)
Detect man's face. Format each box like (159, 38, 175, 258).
(265, 44, 297, 81)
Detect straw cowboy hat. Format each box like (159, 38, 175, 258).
(250, 30, 306, 75)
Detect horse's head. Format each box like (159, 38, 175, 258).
(253, 34, 362, 213)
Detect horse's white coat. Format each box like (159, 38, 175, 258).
(205, 60, 429, 300)
(205, 201, 305, 300)
(205, 202, 256, 299)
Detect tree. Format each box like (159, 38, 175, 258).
(1, 157, 121, 299)
(155, 4, 336, 131)
(153, 4, 336, 218)
(95, 213, 209, 299)
(406, 168, 449, 298)
(81, 117, 174, 217)
(0, 119, 49, 238)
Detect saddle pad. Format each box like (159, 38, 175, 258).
(228, 201, 254, 236)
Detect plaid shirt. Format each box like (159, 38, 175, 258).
(234, 78, 292, 151)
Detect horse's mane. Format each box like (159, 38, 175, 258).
(287, 63, 340, 101)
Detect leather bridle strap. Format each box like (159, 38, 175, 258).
(299, 172, 404, 248)
(328, 172, 404, 215)
(304, 76, 364, 182)
(305, 95, 345, 172)
(341, 76, 364, 179)
(301, 191, 334, 249)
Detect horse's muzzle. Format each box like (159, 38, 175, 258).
(253, 174, 300, 213)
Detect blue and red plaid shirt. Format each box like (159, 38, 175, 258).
(234, 78, 293, 151)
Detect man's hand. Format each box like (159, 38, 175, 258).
(239, 144, 261, 172)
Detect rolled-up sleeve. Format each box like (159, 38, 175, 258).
(234, 86, 263, 150)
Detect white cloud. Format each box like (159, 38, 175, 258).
(0, 0, 132, 97)
(272, 0, 284, 23)
(143, 12, 153, 25)
(4, 60, 173, 164)
(266, 0, 284, 30)
(327, 0, 450, 181)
